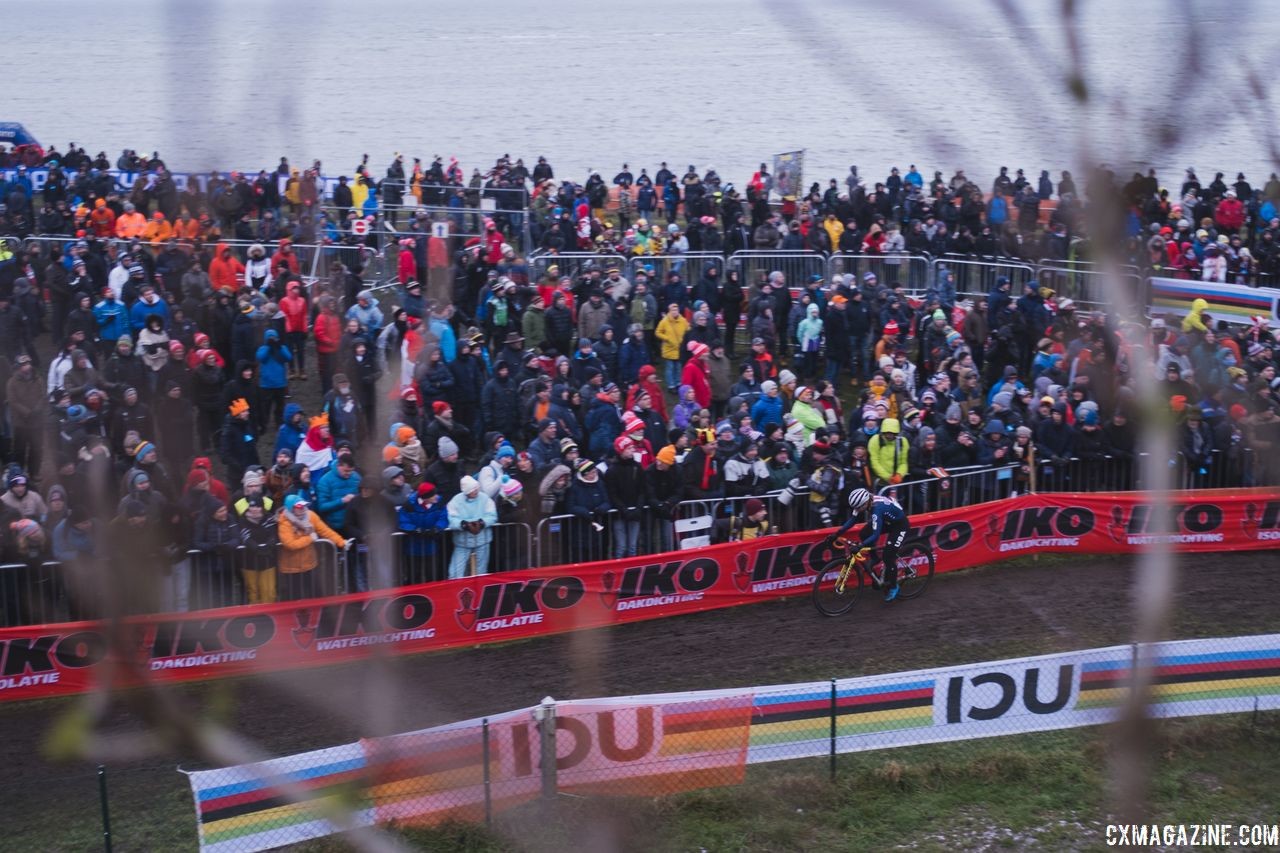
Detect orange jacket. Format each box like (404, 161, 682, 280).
(173, 218, 201, 241)
(209, 242, 245, 293)
(277, 510, 345, 574)
(89, 206, 116, 237)
(143, 217, 174, 247)
(115, 211, 147, 239)
(873, 334, 899, 363)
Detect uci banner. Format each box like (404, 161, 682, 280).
(2, 489, 1279, 704)
(187, 633, 1280, 853)
(188, 690, 759, 853)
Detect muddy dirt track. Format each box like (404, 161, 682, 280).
(1, 550, 1278, 849)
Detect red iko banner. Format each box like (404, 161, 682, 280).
(2, 490, 1278, 702)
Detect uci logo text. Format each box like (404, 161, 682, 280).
(945, 664, 1075, 723)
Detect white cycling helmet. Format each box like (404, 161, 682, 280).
(847, 488, 872, 511)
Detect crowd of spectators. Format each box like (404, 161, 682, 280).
(0, 146, 1277, 622)
(5, 145, 1280, 282)
(526, 162, 1280, 286)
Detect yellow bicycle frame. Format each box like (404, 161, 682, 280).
(833, 549, 869, 595)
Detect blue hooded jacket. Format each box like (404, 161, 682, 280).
(274, 403, 306, 455)
(928, 266, 957, 307)
(428, 315, 457, 363)
(750, 393, 783, 431)
(256, 329, 293, 390)
(93, 297, 129, 342)
(585, 395, 622, 457)
(316, 466, 361, 530)
(397, 498, 449, 556)
(988, 195, 1008, 226)
(129, 296, 170, 333)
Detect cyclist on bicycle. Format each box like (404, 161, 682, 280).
(827, 488, 910, 601)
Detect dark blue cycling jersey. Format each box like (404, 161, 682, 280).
(837, 495, 908, 547)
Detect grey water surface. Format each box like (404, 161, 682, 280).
(7, 0, 1277, 186)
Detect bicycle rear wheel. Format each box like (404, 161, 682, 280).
(812, 557, 863, 617)
(894, 541, 935, 600)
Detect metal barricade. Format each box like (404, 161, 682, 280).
(393, 523, 535, 581)
(1035, 261, 1143, 311)
(1241, 447, 1277, 488)
(727, 251, 828, 298)
(391, 530, 449, 585)
(274, 538, 348, 603)
(672, 499, 716, 549)
(231, 541, 283, 605)
(490, 522, 535, 572)
(627, 251, 725, 292)
(1035, 455, 1143, 493)
(729, 491, 807, 536)
(202, 237, 330, 277)
(1255, 269, 1280, 290)
(0, 561, 66, 628)
(672, 489, 814, 545)
(528, 252, 627, 283)
(638, 510, 676, 557)
(17, 234, 76, 253)
(373, 201, 496, 229)
(827, 253, 933, 295)
(20, 235, 332, 290)
(536, 510, 672, 566)
(535, 512, 615, 566)
(1171, 449, 1252, 491)
(187, 548, 245, 612)
(878, 464, 1021, 515)
(939, 255, 1035, 300)
(383, 182, 529, 214)
(358, 245, 398, 291)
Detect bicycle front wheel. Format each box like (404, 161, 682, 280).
(812, 557, 863, 617)
(895, 541, 935, 600)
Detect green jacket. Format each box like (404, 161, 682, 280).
(868, 429, 909, 482)
(522, 307, 547, 350)
(790, 399, 826, 443)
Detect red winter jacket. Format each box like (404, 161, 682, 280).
(484, 230, 504, 265)
(635, 366, 668, 422)
(681, 358, 711, 409)
(398, 248, 417, 284)
(271, 242, 300, 279)
(1214, 198, 1245, 231)
(314, 311, 341, 354)
(280, 290, 309, 335)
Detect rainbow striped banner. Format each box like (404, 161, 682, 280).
(555, 695, 755, 796)
(362, 708, 539, 828)
(190, 743, 375, 853)
(1148, 276, 1280, 325)
(1078, 642, 1280, 711)
(748, 678, 935, 762)
(188, 633, 1280, 852)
